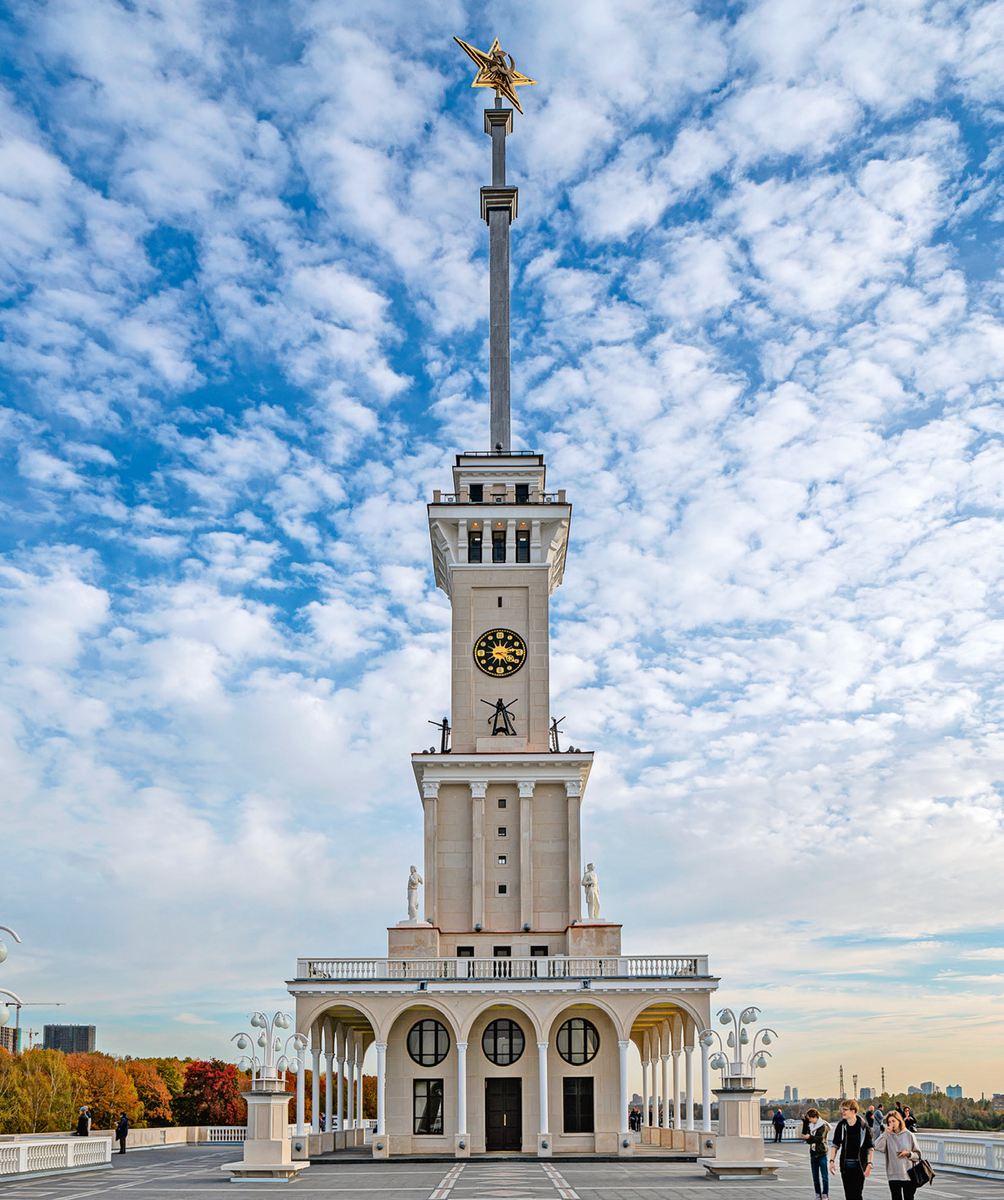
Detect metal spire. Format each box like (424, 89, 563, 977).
(455, 38, 538, 452)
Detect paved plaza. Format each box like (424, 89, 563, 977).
(2, 1146, 1003, 1200)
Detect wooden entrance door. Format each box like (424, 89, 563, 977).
(485, 1078, 522, 1151)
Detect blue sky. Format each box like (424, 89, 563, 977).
(2, 0, 1004, 1100)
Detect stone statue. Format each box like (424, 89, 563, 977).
(407, 866, 423, 922)
(581, 862, 600, 920)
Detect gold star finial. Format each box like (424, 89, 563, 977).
(454, 36, 538, 115)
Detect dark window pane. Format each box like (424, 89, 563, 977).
(468, 531, 482, 563)
(456, 946, 474, 957)
(492, 530, 506, 562)
(516, 530, 530, 562)
(563, 1077, 594, 1133)
(482, 1018, 525, 1065)
(556, 1018, 600, 1065)
(515, 484, 529, 504)
(414, 1079, 444, 1134)
(530, 946, 549, 957)
(407, 1019, 451, 1067)
(469, 484, 484, 502)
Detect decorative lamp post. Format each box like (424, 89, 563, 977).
(696, 1005, 784, 1180)
(220, 1011, 310, 1183)
(0, 926, 24, 1048)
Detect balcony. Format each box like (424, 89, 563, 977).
(294, 955, 710, 982)
(432, 492, 563, 504)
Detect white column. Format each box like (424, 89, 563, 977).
(672, 1050, 680, 1129)
(311, 1047, 321, 1134)
(336, 1054, 345, 1132)
(295, 1042, 306, 1135)
(685, 1045, 694, 1130)
(355, 1041, 364, 1129)
(701, 1039, 711, 1132)
(324, 1052, 334, 1134)
(537, 1042, 549, 1134)
(456, 1042, 468, 1135)
(641, 1057, 649, 1128)
(618, 1041, 630, 1132)
(375, 1042, 387, 1135)
(662, 1054, 670, 1130)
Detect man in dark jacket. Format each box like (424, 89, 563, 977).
(115, 1113, 129, 1154)
(772, 1108, 786, 1142)
(829, 1100, 874, 1200)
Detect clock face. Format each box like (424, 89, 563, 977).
(474, 628, 527, 677)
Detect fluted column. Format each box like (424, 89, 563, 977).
(618, 1040, 630, 1133)
(537, 1042, 549, 1134)
(456, 1042, 468, 1135)
(375, 1042, 387, 1135)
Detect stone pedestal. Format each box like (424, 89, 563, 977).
(536, 1133, 552, 1157)
(387, 923, 440, 958)
(617, 1132, 634, 1156)
(371, 1134, 390, 1159)
(454, 1134, 470, 1157)
(222, 1086, 309, 1183)
(566, 921, 622, 956)
(698, 1085, 782, 1179)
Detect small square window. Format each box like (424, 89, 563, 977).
(456, 946, 474, 957)
(493, 946, 511, 957)
(469, 484, 483, 502)
(498, 884, 508, 895)
(497, 596, 502, 608)
(498, 855, 507, 865)
(498, 826, 507, 837)
(530, 946, 549, 957)
(498, 797, 507, 809)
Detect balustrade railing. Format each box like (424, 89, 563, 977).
(433, 493, 562, 504)
(0, 1136, 112, 1177)
(296, 955, 709, 981)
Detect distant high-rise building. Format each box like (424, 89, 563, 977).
(0, 1025, 20, 1053)
(908, 1086, 922, 1095)
(920, 1082, 937, 1095)
(947, 1085, 962, 1099)
(792, 1088, 798, 1103)
(992, 1095, 1004, 1114)
(784, 1085, 791, 1103)
(43, 1025, 95, 1053)
(860, 1087, 873, 1100)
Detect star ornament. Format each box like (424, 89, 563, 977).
(454, 36, 538, 115)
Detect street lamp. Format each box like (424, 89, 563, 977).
(699, 1006, 779, 1088)
(231, 1011, 301, 1088)
(0, 925, 23, 1029)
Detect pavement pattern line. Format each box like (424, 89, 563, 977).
(429, 1163, 466, 1199)
(541, 1162, 578, 1200)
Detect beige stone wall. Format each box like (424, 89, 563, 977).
(435, 783, 473, 931)
(529, 782, 571, 929)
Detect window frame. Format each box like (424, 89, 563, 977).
(556, 1017, 600, 1066)
(516, 528, 530, 563)
(562, 1076, 595, 1133)
(407, 1018, 451, 1067)
(468, 530, 483, 563)
(413, 1078, 444, 1135)
(482, 1017, 525, 1066)
(492, 529, 506, 562)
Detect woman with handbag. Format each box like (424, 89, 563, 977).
(874, 1110, 921, 1199)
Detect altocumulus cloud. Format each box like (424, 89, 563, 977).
(2, 0, 1004, 1094)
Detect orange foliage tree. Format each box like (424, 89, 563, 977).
(123, 1060, 174, 1125)
(65, 1053, 141, 1129)
(172, 1060, 247, 1127)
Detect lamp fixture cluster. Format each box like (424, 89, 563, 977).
(0, 924, 23, 1028)
(232, 1010, 306, 1086)
(699, 1005, 778, 1086)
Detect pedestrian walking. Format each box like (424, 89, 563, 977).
(829, 1099, 874, 1200)
(801, 1107, 831, 1200)
(873, 1105, 885, 1138)
(874, 1110, 921, 1199)
(115, 1112, 129, 1154)
(772, 1108, 786, 1142)
(74, 1107, 91, 1137)
(903, 1107, 916, 1133)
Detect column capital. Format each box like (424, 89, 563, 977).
(517, 779, 536, 798)
(469, 781, 488, 799)
(484, 108, 514, 135)
(374, 1041, 387, 1051)
(661, 1053, 670, 1062)
(536, 1040, 549, 1050)
(564, 778, 582, 798)
(422, 779, 441, 799)
(672, 1048, 682, 1057)
(617, 1040, 631, 1049)
(456, 1041, 468, 1050)
(480, 185, 518, 224)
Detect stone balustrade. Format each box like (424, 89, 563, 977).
(296, 954, 710, 981)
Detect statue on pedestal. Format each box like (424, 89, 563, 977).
(407, 866, 423, 922)
(581, 862, 600, 920)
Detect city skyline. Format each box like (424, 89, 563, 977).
(3, 1, 1004, 1100)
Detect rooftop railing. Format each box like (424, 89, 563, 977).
(295, 955, 710, 981)
(433, 493, 563, 504)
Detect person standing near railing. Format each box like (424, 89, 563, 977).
(772, 1108, 786, 1142)
(874, 1110, 921, 1200)
(801, 1107, 831, 1200)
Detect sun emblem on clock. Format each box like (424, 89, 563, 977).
(473, 628, 527, 677)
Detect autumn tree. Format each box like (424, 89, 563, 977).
(18, 1049, 83, 1132)
(123, 1060, 174, 1125)
(0, 1048, 28, 1134)
(154, 1058, 186, 1097)
(172, 1060, 247, 1127)
(66, 1053, 141, 1129)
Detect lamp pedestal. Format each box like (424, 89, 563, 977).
(222, 1084, 309, 1183)
(698, 1083, 783, 1180)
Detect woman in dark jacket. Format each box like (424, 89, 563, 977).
(801, 1108, 831, 1199)
(772, 1108, 786, 1142)
(74, 1107, 90, 1136)
(903, 1107, 917, 1133)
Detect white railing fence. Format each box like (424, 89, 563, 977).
(0, 1136, 112, 1177)
(298, 955, 709, 980)
(205, 1125, 297, 1143)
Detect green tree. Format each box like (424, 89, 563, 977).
(172, 1060, 247, 1127)
(19, 1048, 83, 1132)
(154, 1058, 186, 1097)
(0, 1048, 29, 1134)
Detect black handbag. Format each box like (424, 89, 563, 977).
(907, 1158, 935, 1188)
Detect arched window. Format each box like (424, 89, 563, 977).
(407, 1019, 451, 1067)
(556, 1017, 600, 1065)
(482, 1018, 525, 1066)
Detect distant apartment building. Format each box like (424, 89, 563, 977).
(860, 1087, 873, 1100)
(784, 1085, 791, 1102)
(792, 1087, 799, 1103)
(43, 1025, 95, 1053)
(920, 1082, 938, 1095)
(992, 1094, 1004, 1114)
(908, 1086, 922, 1094)
(0, 1025, 20, 1053)
(946, 1085, 962, 1099)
